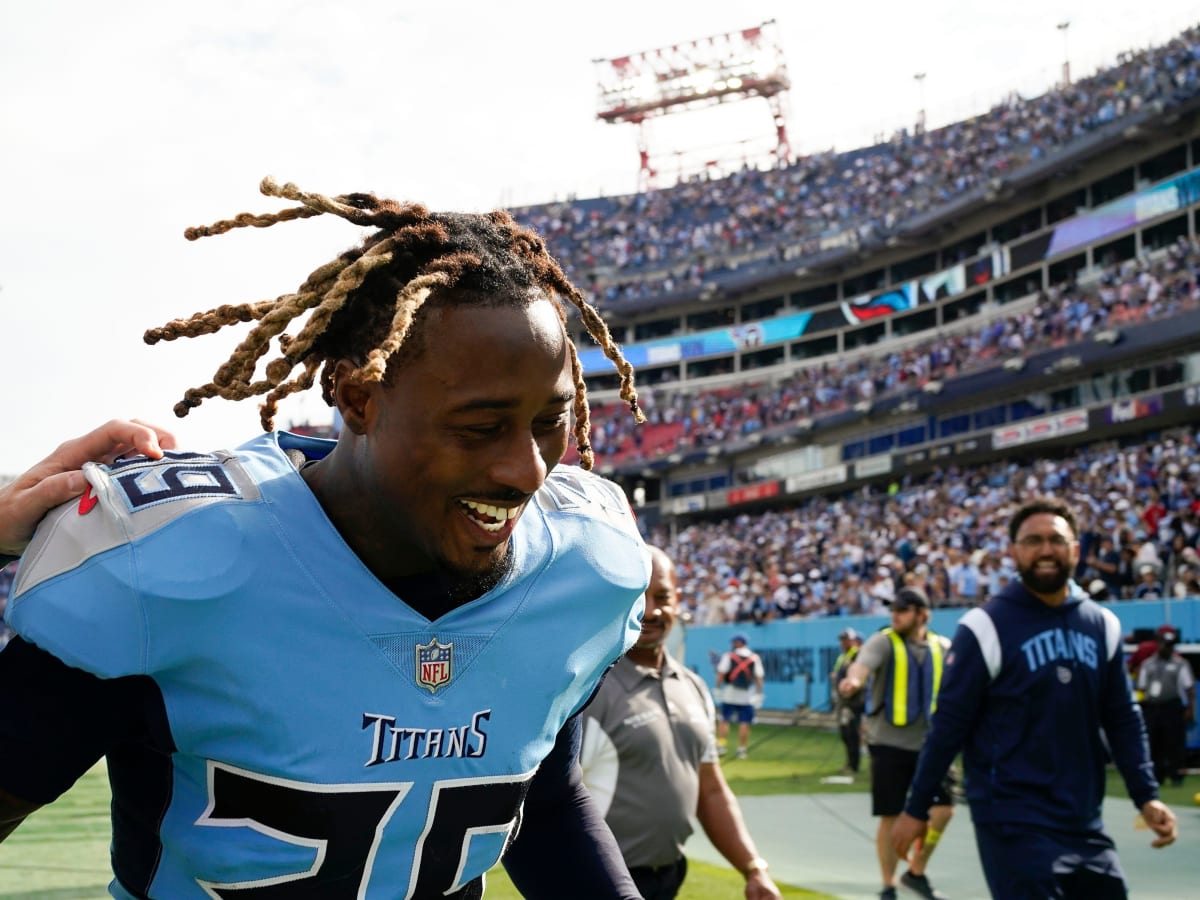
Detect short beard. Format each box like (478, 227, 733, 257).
(1018, 560, 1070, 595)
(439, 550, 513, 605)
(635, 631, 665, 650)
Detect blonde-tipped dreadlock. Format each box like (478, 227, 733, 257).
(145, 177, 644, 470)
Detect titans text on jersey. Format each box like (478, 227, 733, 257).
(363, 709, 492, 766)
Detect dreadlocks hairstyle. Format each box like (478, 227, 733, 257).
(144, 177, 644, 470)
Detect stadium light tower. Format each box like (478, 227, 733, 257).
(1057, 21, 1071, 87)
(913, 72, 927, 133)
(593, 19, 792, 191)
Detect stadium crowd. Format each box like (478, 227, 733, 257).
(516, 25, 1200, 306)
(584, 236, 1200, 463)
(649, 425, 1200, 626)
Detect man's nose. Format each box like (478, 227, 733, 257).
(489, 432, 550, 496)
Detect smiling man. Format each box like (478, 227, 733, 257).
(0, 180, 651, 900)
(581, 547, 781, 900)
(893, 496, 1178, 899)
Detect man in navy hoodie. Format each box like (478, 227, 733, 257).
(892, 496, 1177, 899)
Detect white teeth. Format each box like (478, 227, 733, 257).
(460, 500, 519, 532)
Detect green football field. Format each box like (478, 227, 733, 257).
(1, 724, 1193, 898)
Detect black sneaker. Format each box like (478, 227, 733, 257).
(900, 870, 948, 900)
(879, 887, 897, 900)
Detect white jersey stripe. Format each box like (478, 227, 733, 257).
(1100, 605, 1123, 661)
(960, 608, 1002, 680)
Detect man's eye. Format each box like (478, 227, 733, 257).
(535, 414, 570, 431)
(460, 424, 501, 438)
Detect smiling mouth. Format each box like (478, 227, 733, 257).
(459, 500, 521, 534)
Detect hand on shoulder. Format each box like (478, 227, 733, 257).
(0, 419, 176, 557)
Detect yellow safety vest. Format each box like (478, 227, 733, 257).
(878, 627, 944, 727)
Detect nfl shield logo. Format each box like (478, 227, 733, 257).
(416, 637, 454, 693)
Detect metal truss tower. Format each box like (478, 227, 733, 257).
(593, 20, 793, 192)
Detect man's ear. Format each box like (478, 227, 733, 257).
(331, 360, 374, 435)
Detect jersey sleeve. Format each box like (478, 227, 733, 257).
(7, 449, 262, 678)
(535, 467, 650, 595)
(8, 526, 148, 677)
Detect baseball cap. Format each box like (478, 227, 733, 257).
(1156, 624, 1179, 643)
(886, 586, 930, 610)
(839, 627, 860, 641)
(731, 633, 748, 645)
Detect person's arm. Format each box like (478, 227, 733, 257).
(715, 652, 730, 685)
(695, 761, 781, 900)
(1098, 630, 1159, 810)
(893, 621, 990, 857)
(838, 658, 871, 697)
(503, 715, 639, 900)
(0, 636, 170, 842)
(1180, 662, 1197, 724)
(0, 419, 176, 561)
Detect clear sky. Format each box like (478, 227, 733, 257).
(2, 0, 1198, 473)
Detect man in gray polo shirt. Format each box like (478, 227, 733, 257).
(581, 546, 781, 900)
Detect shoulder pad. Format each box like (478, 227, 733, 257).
(535, 466, 638, 536)
(15, 449, 259, 597)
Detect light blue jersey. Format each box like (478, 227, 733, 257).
(9, 432, 648, 899)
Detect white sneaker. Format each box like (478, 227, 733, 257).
(735, 747, 747, 759)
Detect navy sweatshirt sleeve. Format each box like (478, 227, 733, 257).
(1098, 642, 1158, 809)
(904, 624, 989, 819)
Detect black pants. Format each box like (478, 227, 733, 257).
(838, 706, 863, 772)
(628, 856, 687, 900)
(1142, 702, 1187, 784)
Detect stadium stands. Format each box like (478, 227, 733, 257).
(651, 425, 1200, 624)
(514, 25, 1200, 309)
(577, 237, 1200, 466)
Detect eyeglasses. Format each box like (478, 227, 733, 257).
(1014, 534, 1074, 550)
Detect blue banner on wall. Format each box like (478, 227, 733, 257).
(683, 598, 1200, 722)
(577, 311, 815, 375)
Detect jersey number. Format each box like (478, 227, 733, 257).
(197, 762, 530, 899)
